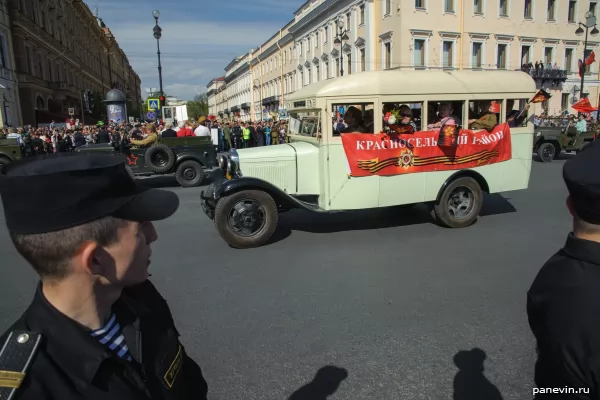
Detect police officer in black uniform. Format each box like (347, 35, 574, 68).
(528, 140, 600, 399)
(0, 153, 208, 400)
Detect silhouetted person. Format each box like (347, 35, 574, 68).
(453, 348, 503, 400)
(288, 365, 348, 400)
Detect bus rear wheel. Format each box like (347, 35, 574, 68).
(432, 177, 482, 228)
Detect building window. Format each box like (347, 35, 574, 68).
(544, 47, 554, 65)
(443, 41, 454, 68)
(336, 57, 340, 77)
(524, 0, 532, 18)
(301, 71, 304, 87)
(445, 0, 454, 12)
(414, 39, 425, 67)
(385, 42, 391, 69)
(561, 93, 569, 110)
(325, 61, 329, 79)
(0, 37, 6, 69)
(315, 32, 319, 47)
(565, 48, 573, 71)
(474, 0, 483, 14)
(416, 0, 425, 8)
(568, 1, 577, 22)
(499, 0, 508, 16)
(315, 64, 320, 81)
(521, 45, 531, 64)
(360, 5, 365, 24)
(25, 47, 33, 74)
(385, 0, 391, 14)
(360, 48, 366, 71)
(497, 44, 507, 69)
(547, 0, 556, 20)
(324, 26, 329, 42)
(346, 13, 351, 30)
(300, 42, 304, 56)
(472, 42, 483, 68)
(347, 52, 352, 74)
(590, 2, 598, 16)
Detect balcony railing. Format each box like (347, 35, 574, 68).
(520, 66, 568, 86)
(262, 96, 278, 106)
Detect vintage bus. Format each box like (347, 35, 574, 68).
(201, 70, 536, 248)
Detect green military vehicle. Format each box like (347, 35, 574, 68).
(76, 135, 217, 187)
(533, 118, 596, 162)
(0, 138, 22, 167)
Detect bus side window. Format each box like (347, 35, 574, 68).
(382, 102, 423, 134)
(468, 100, 500, 132)
(426, 101, 464, 130)
(332, 103, 375, 135)
(506, 99, 530, 127)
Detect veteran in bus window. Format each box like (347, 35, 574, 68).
(468, 101, 499, 132)
(428, 102, 461, 130)
(341, 106, 366, 133)
(397, 105, 417, 133)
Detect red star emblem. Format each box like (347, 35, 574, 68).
(126, 155, 139, 165)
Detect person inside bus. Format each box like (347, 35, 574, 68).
(341, 106, 366, 133)
(394, 105, 417, 133)
(506, 100, 530, 128)
(427, 103, 461, 130)
(468, 101, 499, 131)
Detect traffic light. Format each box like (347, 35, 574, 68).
(159, 95, 166, 107)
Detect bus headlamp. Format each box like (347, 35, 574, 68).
(218, 155, 228, 170)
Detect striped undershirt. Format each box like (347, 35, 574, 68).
(90, 313, 133, 361)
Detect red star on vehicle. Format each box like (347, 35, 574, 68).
(126, 155, 138, 165)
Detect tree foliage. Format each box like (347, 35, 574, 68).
(186, 93, 209, 120)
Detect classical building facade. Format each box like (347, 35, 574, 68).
(8, 0, 141, 125)
(224, 54, 252, 121)
(206, 76, 224, 116)
(0, 0, 21, 126)
(208, 0, 600, 120)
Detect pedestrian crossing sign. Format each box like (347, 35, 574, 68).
(148, 98, 160, 110)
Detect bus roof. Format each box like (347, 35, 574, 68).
(287, 70, 537, 100)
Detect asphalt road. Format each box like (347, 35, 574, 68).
(0, 156, 572, 400)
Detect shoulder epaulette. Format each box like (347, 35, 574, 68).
(0, 331, 42, 399)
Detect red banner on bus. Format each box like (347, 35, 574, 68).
(341, 123, 512, 177)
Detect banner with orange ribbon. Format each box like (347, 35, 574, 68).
(341, 123, 512, 177)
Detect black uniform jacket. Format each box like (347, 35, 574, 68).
(0, 280, 208, 400)
(527, 234, 600, 399)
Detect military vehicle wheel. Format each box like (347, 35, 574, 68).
(175, 160, 204, 187)
(0, 156, 10, 172)
(145, 144, 175, 173)
(432, 177, 482, 229)
(214, 190, 278, 249)
(537, 142, 556, 162)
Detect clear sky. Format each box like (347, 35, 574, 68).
(84, 0, 300, 100)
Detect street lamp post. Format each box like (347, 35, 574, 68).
(575, 11, 599, 100)
(152, 10, 164, 96)
(333, 18, 349, 77)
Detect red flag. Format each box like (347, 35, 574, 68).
(586, 50, 596, 65)
(572, 97, 598, 113)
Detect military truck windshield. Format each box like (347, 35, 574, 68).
(289, 111, 321, 138)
